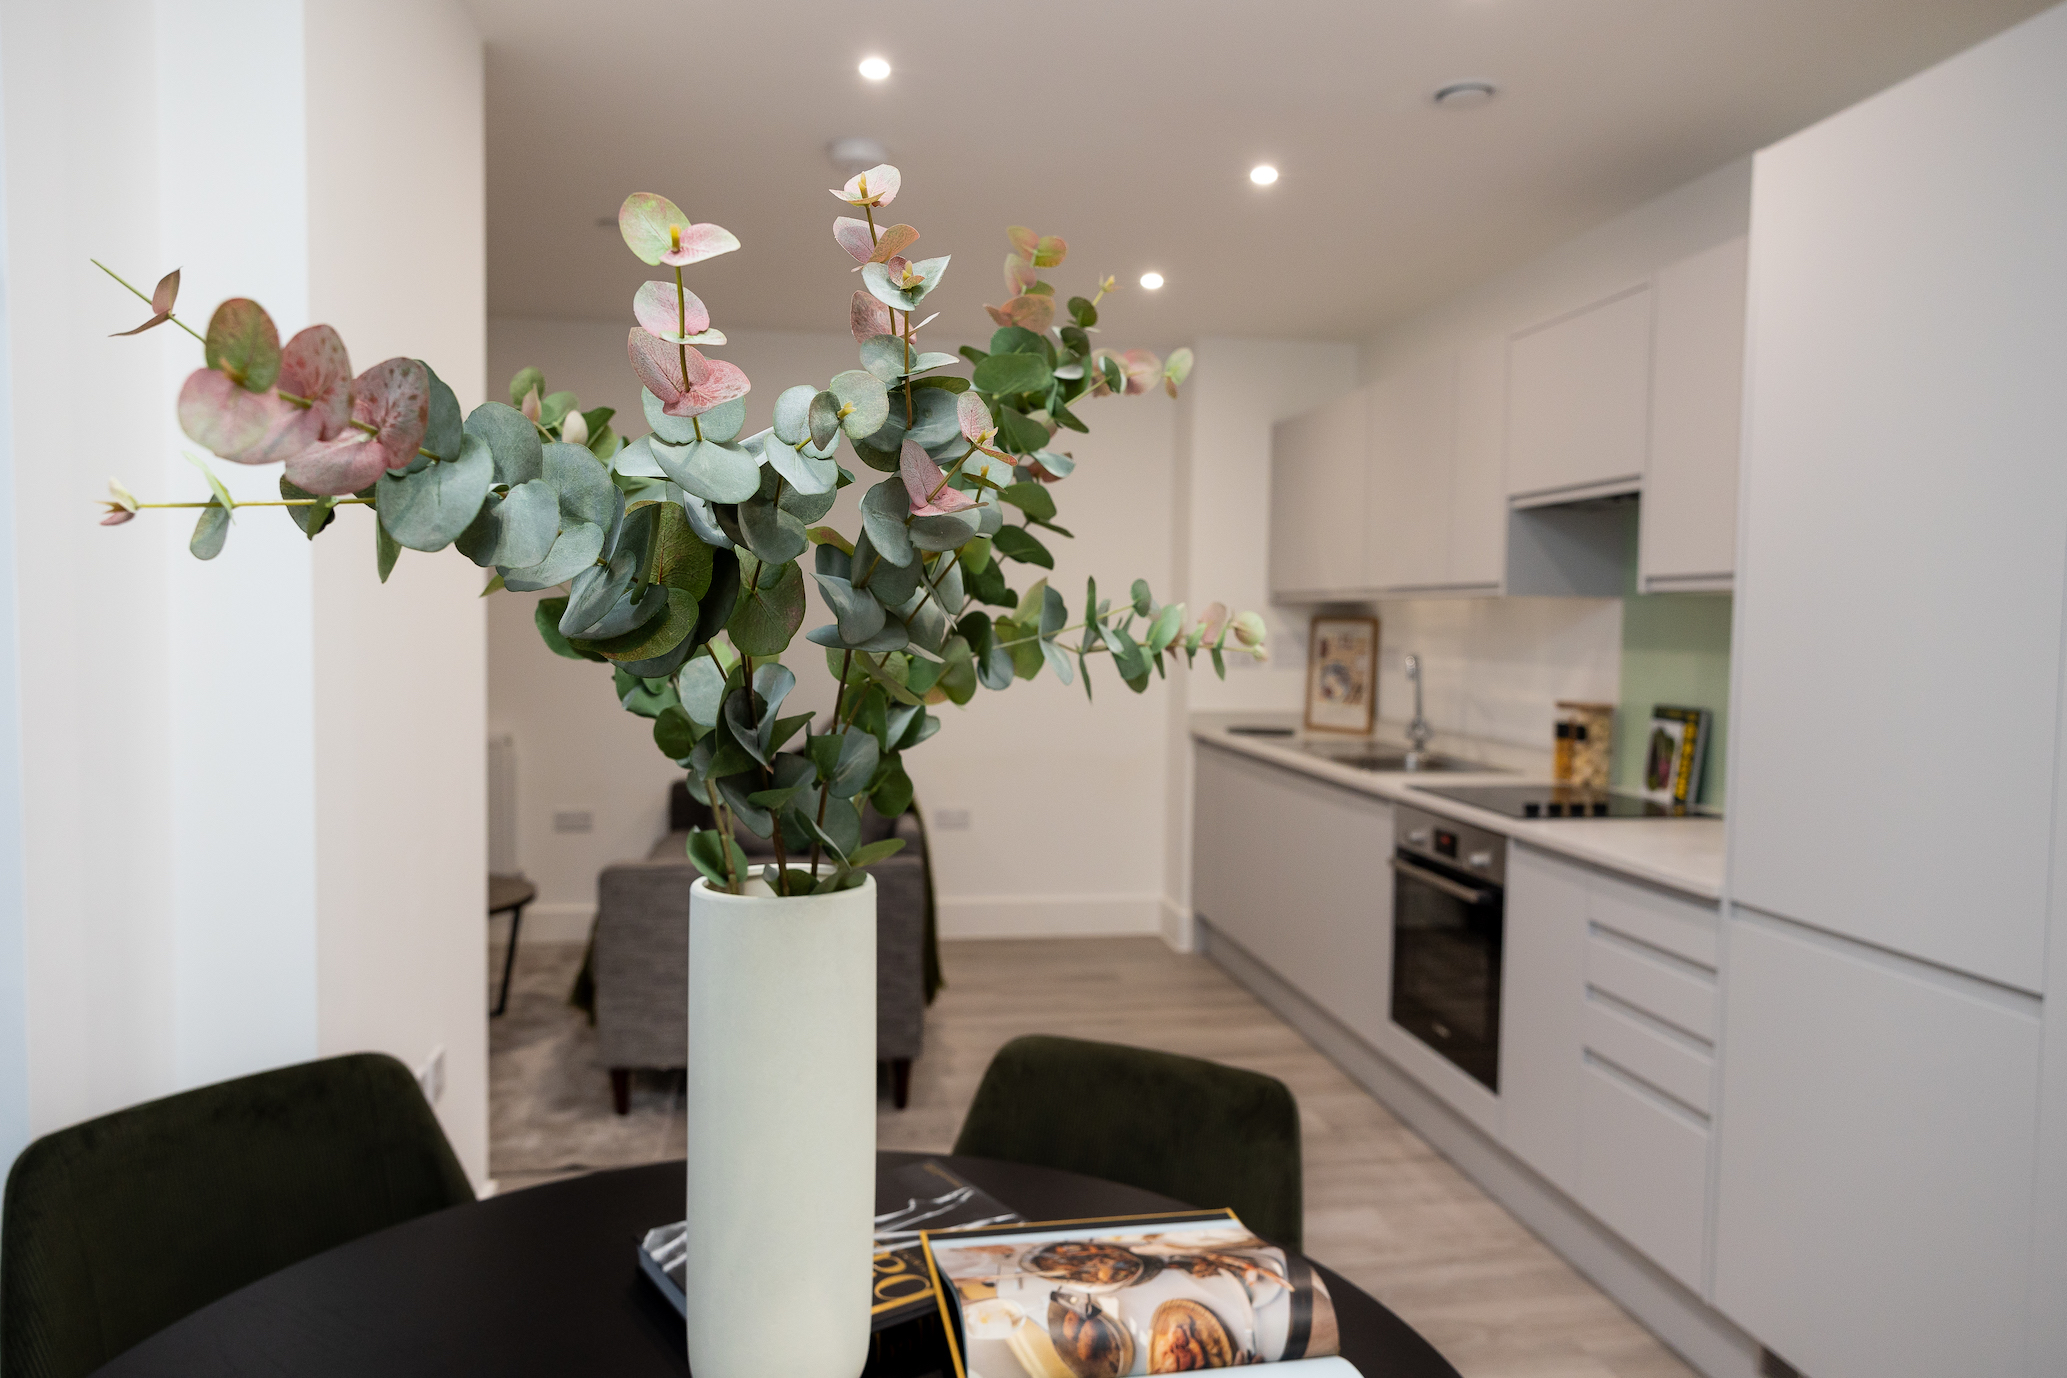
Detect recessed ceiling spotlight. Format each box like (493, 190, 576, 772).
(858, 56, 892, 81)
(1139, 272, 1165, 290)
(1249, 164, 1279, 186)
(1433, 80, 1497, 108)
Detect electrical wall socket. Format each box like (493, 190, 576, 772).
(552, 809, 594, 834)
(416, 1047, 445, 1105)
(932, 808, 972, 831)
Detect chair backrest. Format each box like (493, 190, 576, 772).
(1, 1052, 473, 1378)
(951, 1035, 1304, 1250)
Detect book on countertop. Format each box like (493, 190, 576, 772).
(637, 1157, 1023, 1332)
(1641, 704, 1712, 809)
(923, 1210, 1363, 1376)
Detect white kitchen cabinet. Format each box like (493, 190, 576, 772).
(1497, 843, 1587, 1195)
(1712, 915, 2041, 1378)
(1505, 287, 1653, 502)
(1190, 745, 1393, 1048)
(1445, 336, 1507, 590)
(1728, 12, 2067, 991)
(1639, 237, 1747, 592)
(1364, 354, 1455, 591)
(1500, 845, 1719, 1293)
(1268, 386, 1368, 598)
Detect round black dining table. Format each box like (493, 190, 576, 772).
(93, 1151, 1460, 1377)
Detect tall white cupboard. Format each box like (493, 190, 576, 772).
(1717, 8, 2067, 1376)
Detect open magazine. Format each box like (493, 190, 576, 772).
(923, 1211, 1362, 1376)
(638, 1157, 1023, 1332)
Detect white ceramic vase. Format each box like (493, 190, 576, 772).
(684, 871, 877, 1378)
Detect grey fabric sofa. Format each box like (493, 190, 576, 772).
(593, 783, 929, 1111)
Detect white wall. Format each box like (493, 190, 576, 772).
(0, 0, 487, 1180)
(0, 18, 25, 1167)
(487, 316, 1184, 940)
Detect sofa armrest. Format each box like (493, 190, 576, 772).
(593, 859, 697, 1070)
(868, 852, 927, 1062)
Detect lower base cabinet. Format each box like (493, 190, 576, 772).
(1191, 746, 1394, 1048)
(1499, 843, 1719, 1295)
(1712, 913, 2042, 1378)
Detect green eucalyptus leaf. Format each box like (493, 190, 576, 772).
(860, 334, 914, 383)
(679, 653, 730, 727)
(909, 508, 981, 553)
(991, 525, 1053, 568)
(501, 520, 604, 590)
(685, 828, 750, 887)
(651, 437, 760, 504)
(758, 430, 836, 497)
(871, 755, 915, 817)
(808, 390, 842, 451)
(203, 299, 280, 391)
(739, 495, 808, 565)
(654, 705, 696, 759)
(689, 548, 742, 649)
(375, 510, 401, 583)
(535, 596, 605, 661)
(830, 369, 890, 440)
(725, 558, 806, 656)
(696, 396, 747, 445)
(1068, 296, 1098, 328)
(1001, 482, 1057, 522)
(650, 501, 715, 596)
(542, 441, 618, 528)
(508, 366, 545, 409)
(973, 352, 1051, 396)
(466, 401, 544, 485)
(420, 364, 464, 464)
(377, 431, 493, 551)
(994, 406, 1050, 455)
(814, 573, 888, 645)
(281, 477, 336, 539)
(189, 501, 230, 560)
(905, 386, 960, 449)
(642, 386, 700, 444)
(772, 385, 815, 445)
(851, 528, 921, 605)
(456, 478, 556, 569)
(859, 479, 916, 567)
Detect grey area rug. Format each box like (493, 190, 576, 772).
(489, 939, 685, 1187)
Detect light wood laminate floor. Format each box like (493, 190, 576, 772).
(878, 937, 1697, 1378)
(488, 935, 1696, 1378)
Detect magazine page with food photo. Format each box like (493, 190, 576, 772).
(924, 1212, 1363, 1377)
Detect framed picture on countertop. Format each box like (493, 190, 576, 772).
(1305, 616, 1378, 734)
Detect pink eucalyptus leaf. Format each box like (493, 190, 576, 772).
(1033, 235, 1067, 268)
(665, 222, 739, 267)
(833, 217, 875, 264)
(851, 290, 892, 344)
(240, 324, 355, 464)
(1002, 294, 1056, 333)
(632, 280, 712, 343)
(110, 311, 171, 338)
(285, 434, 387, 496)
(1120, 348, 1163, 396)
(99, 509, 136, 526)
(626, 330, 750, 417)
(984, 304, 1014, 329)
(830, 163, 900, 207)
(151, 268, 180, 314)
(957, 392, 994, 443)
(177, 368, 290, 462)
(286, 356, 427, 488)
(1003, 254, 1039, 297)
(899, 440, 975, 516)
(869, 224, 919, 263)
(1006, 226, 1038, 259)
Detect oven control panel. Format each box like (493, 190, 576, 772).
(1395, 804, 1507, 885)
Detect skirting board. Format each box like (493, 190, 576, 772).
(512, 902, 595, 943)
(939, 893, 1161, 940)
(1197, 918, 1764, 1378)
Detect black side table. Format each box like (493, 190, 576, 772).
(488, 874, 538, 1016)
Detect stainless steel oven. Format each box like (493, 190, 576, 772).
(1390, 805, 1505, 1091)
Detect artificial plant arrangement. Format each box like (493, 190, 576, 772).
(96, 164, 1267, 899)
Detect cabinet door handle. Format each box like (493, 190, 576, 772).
(1390, 855, 1498, 905)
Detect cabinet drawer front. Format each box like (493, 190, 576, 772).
(1586, 931, 1717, 1042)
(1580, 1059, 1711, 1292)
(1581, 997, 1713, 1113)
(1589, 872, 1718, 968)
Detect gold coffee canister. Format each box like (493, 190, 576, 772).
(1556, 702, 1614, 791)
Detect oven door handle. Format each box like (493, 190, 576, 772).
(1390, 855, 1498, 905)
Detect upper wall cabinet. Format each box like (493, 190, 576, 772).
(1506, 286, 1654, 502)
(1268, 385, 1368, 598)
(1365, 353, 1455, 591)
(1640, 237, 1748, 592)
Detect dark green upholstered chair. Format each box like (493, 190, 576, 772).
(1, 1051, 473, 1378)
(952, 1035, 1304, 1250)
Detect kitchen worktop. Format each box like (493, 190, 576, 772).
(1192, 712, 1725, 901)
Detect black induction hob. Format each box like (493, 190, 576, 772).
(1417, 783, 1715, 820)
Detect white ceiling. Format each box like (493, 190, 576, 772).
(471, 0, 2052, 347)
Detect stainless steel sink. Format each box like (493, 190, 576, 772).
(1298, 743, 1500, 774)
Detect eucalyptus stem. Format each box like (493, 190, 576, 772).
(133, 498, 372, 510)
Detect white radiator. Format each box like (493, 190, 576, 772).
(487, 733, 519, 877)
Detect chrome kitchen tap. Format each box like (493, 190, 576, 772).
(1403, 653, 1434, 768)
